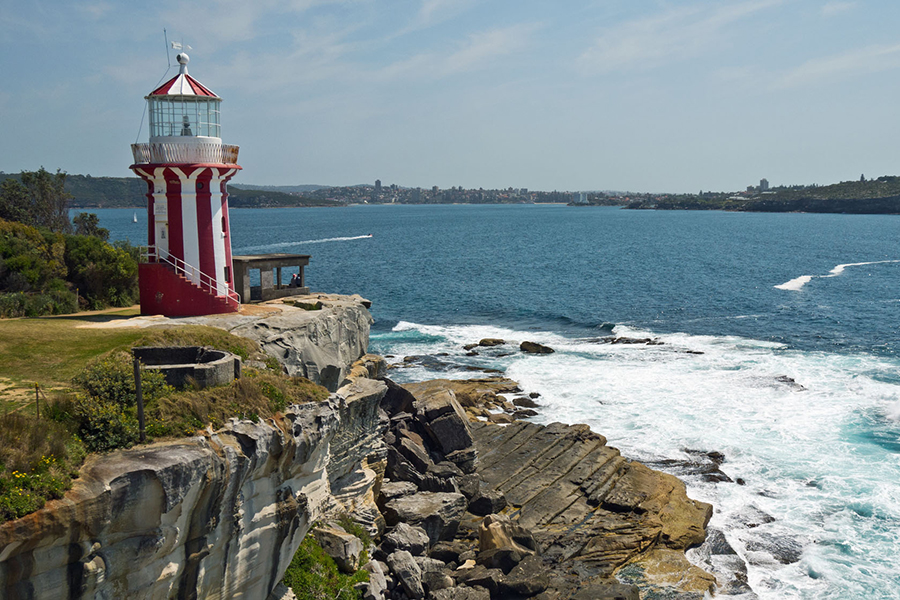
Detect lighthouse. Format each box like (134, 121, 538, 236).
(130, 52, 241, 316)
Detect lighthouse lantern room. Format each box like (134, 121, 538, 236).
(130, 53, 241, 316)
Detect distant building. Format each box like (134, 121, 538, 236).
(375, 179, 382, 192)
(760, 178, 769, 191)
(573, 192, 588, 204)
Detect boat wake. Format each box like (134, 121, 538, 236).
(235, 234, 372, 253)
(775, 260, 900, 291)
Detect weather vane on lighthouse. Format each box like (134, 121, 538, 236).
(129, 51, 243, 317)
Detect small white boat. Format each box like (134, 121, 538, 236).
(133, 212, 138, 223)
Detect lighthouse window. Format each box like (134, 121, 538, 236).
(221, 216, 227, 233)
(148, 97, 221, 138)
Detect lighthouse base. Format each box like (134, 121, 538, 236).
(139, 263, 240, 317)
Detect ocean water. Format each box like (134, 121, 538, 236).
(99, 204, 900, 599)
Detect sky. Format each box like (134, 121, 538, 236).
(2, 0, 900, 193)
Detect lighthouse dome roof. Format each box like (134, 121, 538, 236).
(148, 56, 219, 99)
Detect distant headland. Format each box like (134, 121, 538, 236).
(3, 171, 900, 214)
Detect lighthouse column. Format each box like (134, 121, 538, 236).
(129, 52, 242, 316)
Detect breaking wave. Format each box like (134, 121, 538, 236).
(775, 260, 900, 291)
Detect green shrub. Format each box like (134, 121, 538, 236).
(71, 395, 139, 452)
(282, 533, 368, 600)
(63, 234, 138, 309)
(72, 351, 172, 408)
(0, 289, 78, 317)
(0, 219, 67, 293)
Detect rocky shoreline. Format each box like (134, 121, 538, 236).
(0, 297, 744, 599)
(321, 361, 720, 600)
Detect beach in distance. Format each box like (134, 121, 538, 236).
(102, 204, 900, 599)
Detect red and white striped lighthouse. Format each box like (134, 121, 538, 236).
(130, 52, 241, 316)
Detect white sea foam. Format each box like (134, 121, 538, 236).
(776, 260, 900, 291)
(373, 321, 900, 599)
(234, 234, 372, 253)
(774, 275, 814, 291)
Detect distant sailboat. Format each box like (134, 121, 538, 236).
(133, 212, 138, 223)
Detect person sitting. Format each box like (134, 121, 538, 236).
(289, 273, 298, 288)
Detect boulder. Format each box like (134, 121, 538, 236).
(487, 412, 515, 424)
(422, 569, 454, 594)
(478, 338, 506, 347)
(363, 560, 388, 599)
(428, 586, 491, 600)
(498, 554, 548, 597)
(478, 514, 538, 556)
(519, 341, 554, 354)
(457, 474, 482, 500)
(417, 556, 454, 592)
(425, 410, 475, 455)
(475, 547, 525, 574)
(312, 525, 364, 574)
(387, 550, 425, 599)
(513, 397, 540, 408)
(455, 565, 504, 596)
(445, 447, 478, 474)
(386, 445, 424, 484)
(745, 533, 803, 564)
(468, 490, 508, 517)
(382, 522, 431, 556)
(383, 492, 468, 545)
(397, 436, 434, 473)
(382, 378, 417, 416)
(379, 480, 419, 504)
(429, 541, 470, 564)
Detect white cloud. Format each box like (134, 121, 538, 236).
(773, 43, 900, 88)
(821, 1, 856, 17)
(161, 0, 361, 49)
(578, 0, 782, 73)
(440, 23, 537, 75)
(408, 0, 476, 31)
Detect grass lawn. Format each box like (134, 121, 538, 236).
(0, 308, 148, 412)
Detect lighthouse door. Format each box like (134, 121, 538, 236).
(153, 200, 170, 259)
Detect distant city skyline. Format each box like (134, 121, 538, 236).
(2, 1, 900, 193)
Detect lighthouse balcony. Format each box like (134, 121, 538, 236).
(131, 140, 239, 165)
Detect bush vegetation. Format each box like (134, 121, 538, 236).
(282, 525, 369, 600)
(0, 412, 85, 521)
(0, 168, 140, 317)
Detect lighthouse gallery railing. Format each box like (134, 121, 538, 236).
(141, 245, 241, 310)
(131, 143, 240, 165)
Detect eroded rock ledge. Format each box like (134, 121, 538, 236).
(0, 378, 389, 600)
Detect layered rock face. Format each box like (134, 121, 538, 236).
(0, 378, 388, 600)
(187, 294, 374, 392)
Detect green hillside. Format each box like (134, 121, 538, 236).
(0, 174, 344, 209)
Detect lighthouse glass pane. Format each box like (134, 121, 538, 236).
(148, 97, 221, 138)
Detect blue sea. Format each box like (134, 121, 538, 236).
(100, 204, 900, 599)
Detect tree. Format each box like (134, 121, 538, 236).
(21, 168, 72, 233)
(0, 178, 32, 224)
(73, 212, 110, 241)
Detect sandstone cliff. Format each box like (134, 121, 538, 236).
(183, 294, 374, 392)
(0, 378, 388, 600)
